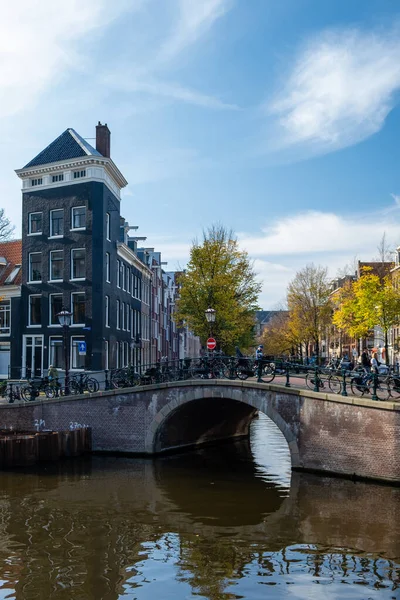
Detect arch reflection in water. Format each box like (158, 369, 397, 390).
(0, 421, 396, 598)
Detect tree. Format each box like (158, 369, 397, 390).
(0, 209, 14, 241)
(333, 268, 400, 364)
(174, 225, 261, 353)
(287, 264, 332, 363)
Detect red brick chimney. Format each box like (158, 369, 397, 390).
(96, 122, 111, 158)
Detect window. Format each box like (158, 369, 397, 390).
(0, 301, 10, 334)
(116, 300, 120, 329)
(50, 209, 64, 237)
(120, 262, 124, 290)
(131, 273, 134, 298)
(71, 248, 85, 280)
(71, 337, 85, 369)
(120, 301, 123, 331)
(106, 213, 110, 241)
(28, 212, 42, 235)
(117, 260, 120, 288)
(116, 341, 119, 368)
(49, 337, 64, 369)
(105, 340, 109, 370)
(50, 250, 63, 281)
(105, 295, 110, 327)
(29, 252, 42, 282)
(73, 170, 86, 179)
(29, 295, 41, 326)
(126, 303, 130, 331)
(125, 266, 129, 293)
(52, 173, 64, 183)
(106, 253, 110, 283)
(31, 178, 42, 187)
(121, 302, 125, 330)
(127, 268, 130, 294)
(71, 206, 86, 230)
(49, 294, 63, 325)
(71, 293, 85, 325)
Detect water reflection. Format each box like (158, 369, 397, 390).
(0, 415, 396, 599)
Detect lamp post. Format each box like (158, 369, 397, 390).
(205, 307, 216, 338)
(57, 308, 72, 396)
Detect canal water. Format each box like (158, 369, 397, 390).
(0, 414, 398, 599)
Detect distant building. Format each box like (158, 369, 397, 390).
(255, 310, 287, 339)
(0, 241, 22, 377)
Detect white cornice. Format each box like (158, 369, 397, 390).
(15, 155, 128, 189)
(117, 243, 152, 277)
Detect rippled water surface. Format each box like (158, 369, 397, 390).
(0, 414, 398, 599)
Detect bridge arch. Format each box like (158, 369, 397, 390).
(144, 384, 301, 467)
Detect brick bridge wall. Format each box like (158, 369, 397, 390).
(0, 380, 399, 484)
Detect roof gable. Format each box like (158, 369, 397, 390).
(24, 128, 102, 168)
(0, 240, 22, 286)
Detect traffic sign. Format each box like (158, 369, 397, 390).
(207, 337, 216, 350)
(78, 341, 87, 356)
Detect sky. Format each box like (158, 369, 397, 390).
(2, 0, 400, 308)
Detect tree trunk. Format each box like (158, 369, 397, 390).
(384, 330, 389, 366)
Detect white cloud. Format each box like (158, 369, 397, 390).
(0, 0, 134, 118)
(240, 210, 400, 256)
(158, 0, 232, 63)
(269, 27, 400, 154)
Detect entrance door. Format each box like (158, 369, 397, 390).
(23, 335, 43, 378)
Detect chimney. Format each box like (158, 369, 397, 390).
(96, 121, 111, 158)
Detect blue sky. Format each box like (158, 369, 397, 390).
(2, 0, 400, 308)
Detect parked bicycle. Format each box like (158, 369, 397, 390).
(20, 377, 56, 401)
(305, 368, 342, 394)
(70, 373, 99, 394)
(350, 370, 390, 400)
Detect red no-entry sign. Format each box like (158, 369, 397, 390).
(207, 337, 217, 350)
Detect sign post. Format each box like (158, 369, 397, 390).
(207, 337, 216, 351)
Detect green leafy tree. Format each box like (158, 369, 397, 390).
(287, 264, 332, 363)
(333, 268, 400, 364)
(174, 225, 261, 354)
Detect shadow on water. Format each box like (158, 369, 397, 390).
(0, 414, 397, 598)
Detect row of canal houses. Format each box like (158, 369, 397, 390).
(0, 123, 200, 379)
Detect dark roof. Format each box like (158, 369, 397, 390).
(24, 128, 102, 168)
(0, 240, 22, 286)
(255, 310, 288, 325)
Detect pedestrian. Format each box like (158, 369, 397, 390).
(371, 352, 379, 373)
(255, 345, 264, 360)
(48, 364, 60, 396)
(361, 349, 371, 372)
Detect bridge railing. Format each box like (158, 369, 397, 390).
(2, 358, 399, 404)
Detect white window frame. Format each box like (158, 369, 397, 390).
(71, 292, 85, 326)
(28, 212, 43, 236)
(105, 295, 110, 328)
(116, 299, 120, 329)
(28, 294, 41, 327)
(70, 248, 86, 281)
(49, 208, 64, 238)
(73, 170, 86, 180)
(105, 340, 109, 370)
(0, 300, 11, 335)
(49, 250, 63, 282)
(106, 213, 111, 241)
(71, 206, 86, 231)
(122, 302, 125, 330)
(116, 341, 119, 368)
(121, 264, 125, 291)
(117, 260, 120, 288)
(70, 336, 85, 370)
(51, 173, 64, 183)
(106, 253, 110, 283)
(30, 178, 42, 187)
(49, 293, 63, 326)
(48, 336, 64, 369)
(28, 252, 42, 283)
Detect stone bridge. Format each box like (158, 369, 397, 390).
(0, 380, 399, 484)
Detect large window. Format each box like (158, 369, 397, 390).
(71, 248, 85, 280)
(117, 260, 121, 287)
(71, 293, 85, 325)
(29, 252, 42, 282)
(49, 337, 64, 368)
(106, 213, 111, 241)
(105, 295, 110, 327)
(28, 212, 42, 235)
(116, 300, 120, 329)
(49, 294, 63, 325)
(50, 209, 64, 237)
(50, 250, 63, 281)
(106, 253, 110, 283)
(0, 301, 10, 334)
(105, 340, 109, 370)
(71, 337, 85, 369)
(71, 206, 86, 230)
(29, 295, 41, 326)
(121, 262, 125, 290)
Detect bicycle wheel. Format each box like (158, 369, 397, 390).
(375, 377, 390, 401)
(388, 376, 400, 399)
(86, 378, 99, 393)
(70, 380, 82, 395)
(44, 385, 57, 398)
(236, 367, 249, 380)
(258, 363, 275, 383)
(351, 377, 366, 397)
(305, 373, 314, 390)
(211, 360, 225, 379)
(328, 375, 342, 394)
(20, 385, 31, 401)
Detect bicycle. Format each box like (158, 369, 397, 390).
(20, 377, 56, 401)
(350, 370, 390, 400)
(305, 368, 342, 394)
(70, 373, 99, 394)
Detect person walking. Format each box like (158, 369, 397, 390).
(361, 349, 371, 372)
(371, 352, 379, 373)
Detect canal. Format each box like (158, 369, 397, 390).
(0, 414, 398, 599)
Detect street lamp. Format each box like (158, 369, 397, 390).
(57, 308, 72, 395)
(205, 307, 216, 337)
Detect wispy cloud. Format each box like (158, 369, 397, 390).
(158, 0, 232, 63)
(268, 27, 400, 155)
(0, 0, 135, 118)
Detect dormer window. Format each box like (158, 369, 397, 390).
(73, 170, 86, 179)
(31, 178, 42, 187)
(52, 173, 64, 183)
